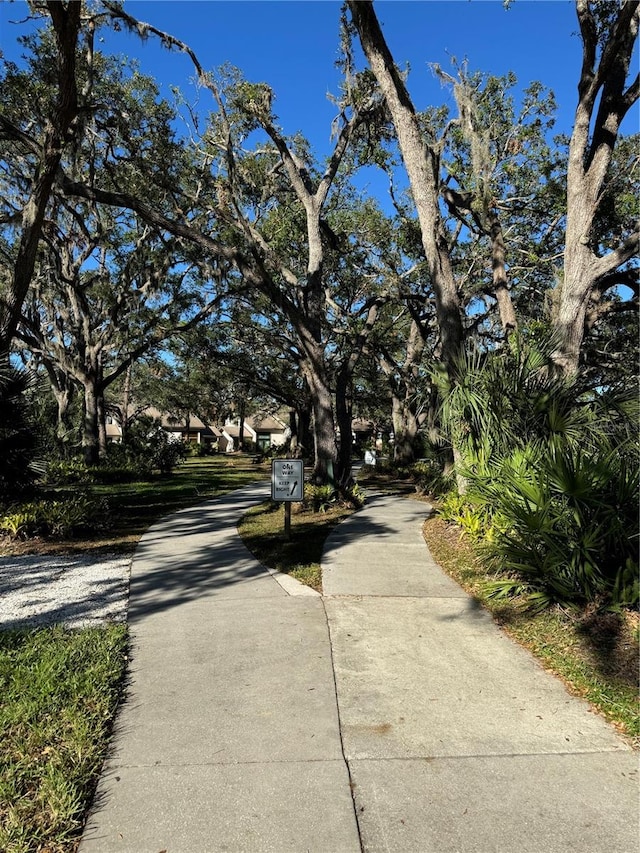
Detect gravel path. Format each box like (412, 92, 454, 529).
(0, 553, 131, 630)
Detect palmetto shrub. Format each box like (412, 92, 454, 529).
(436, 334, 639, 610)
(0, 364, 39, 500)
(0, 495, 110, 539)
(473, 441, 638, 610)
(437, 336, 601, 468)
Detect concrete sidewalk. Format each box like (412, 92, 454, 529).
(80, 484, 639, 852)
(322, 492, 638, 852)
(80, 483, 359, 852)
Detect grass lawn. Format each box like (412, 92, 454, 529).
(0, 626, 127, 853)
(93, 454, 269, 552)
(238, 498, 354, 591)
(0, 454, 269, 558)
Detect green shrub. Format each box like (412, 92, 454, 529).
(374, 456, 395, 474)
(150, 435, 187, 475)
(0, 505, 38, 539)
(434, 333, 639, 611)
(106, 422, 186, 476)
(44, 457, 93, 487)
(473, 441, 639, 610)
(92, 463, 149, 484)
(186, 442, 208, 457)
(41, 495, 110, 538)
(437, 491, 498, 544)
(104, 442, 129, 466)
(45, 451, 152, 487)
(304, 483, 335, 513)
(410, 459, 453, 496)
(340, 482, 366, 509)
(0, 495, 110, 540)
(302, 481, 365, 512)
(0, 365, 40, 499)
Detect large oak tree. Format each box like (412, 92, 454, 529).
(554, 0, 639, 374)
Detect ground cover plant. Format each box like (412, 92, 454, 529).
(0, 625, 127, 853)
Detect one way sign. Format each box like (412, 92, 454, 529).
(271, 459, 304, 502)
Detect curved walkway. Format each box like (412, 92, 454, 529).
(80, 484, 638, 852)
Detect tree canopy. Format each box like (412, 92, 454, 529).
(0, 0, 637, 486)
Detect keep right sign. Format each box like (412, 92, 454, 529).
(271, 459, 304, 502)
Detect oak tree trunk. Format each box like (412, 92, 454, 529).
(391, 391, 420, 466)
(300, 340, 338, 484)
(335, 370, 353, 486)
(488, 212, 517, 335)
(0, 2, 81, 355)
(348, 0, 464, 373)
(288, 407, 312, 458)
(82, 378, 100, 466)
(553, 0, 639, 374)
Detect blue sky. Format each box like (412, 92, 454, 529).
(1, 0, 636, 200)
(100, 0, 585, 152)
(1, 0, 602, 153)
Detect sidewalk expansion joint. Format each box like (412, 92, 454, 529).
(321, 595, 366, 853)
(322, 594, 468, 600)
(106, 757, 355, 770)
(341, 748, 634, 762)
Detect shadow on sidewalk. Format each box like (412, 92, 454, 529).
(127, 490, 403, 623)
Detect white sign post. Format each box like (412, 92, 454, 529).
(271, 459, 304, 539)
